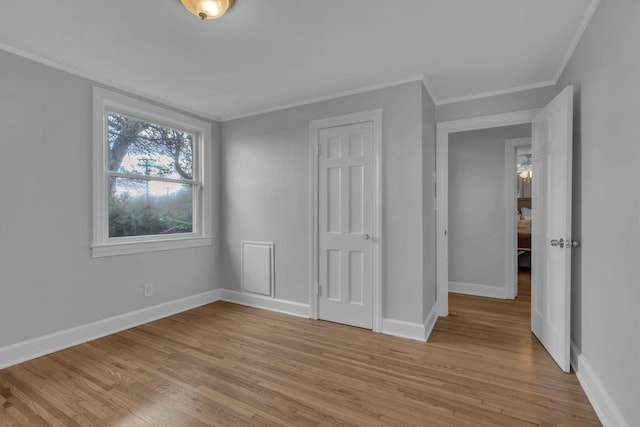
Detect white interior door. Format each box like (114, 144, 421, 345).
(531, 86, 575, 372)
(317, 122, 373, 329)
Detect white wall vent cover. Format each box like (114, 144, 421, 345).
(241, 241, 275, 297)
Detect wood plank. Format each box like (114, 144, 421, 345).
(0, 272, 601, 426)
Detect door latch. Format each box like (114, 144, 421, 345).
(565, 239, 581, 248)
(551, 238, 581, 249)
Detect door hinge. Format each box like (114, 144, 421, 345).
(317, 285, 322, 297)
(434, 171, 437, 197)
(316, 143, 322, 156)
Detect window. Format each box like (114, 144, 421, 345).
(92, 87, 213, 257)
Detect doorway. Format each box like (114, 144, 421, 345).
(436, 87, 575, 372)
(507, 138, 533, 298)
(436, 109, 540, 316)
(446, 126, 531, 301)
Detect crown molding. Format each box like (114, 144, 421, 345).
(2, 0, 600, 122)
(553, 0, 601, 82)
(221, 75, 425, 121)
(0, 42, 221, 122)
(434, 0, 600, 107)
(434, 80, 556, 106)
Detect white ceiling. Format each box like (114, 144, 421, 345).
(0, 0, 598, 121)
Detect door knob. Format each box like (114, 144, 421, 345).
(550, 238, 564, 248)
(362, 234, 370, 240)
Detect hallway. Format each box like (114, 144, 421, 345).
(429, 271, 600, 425)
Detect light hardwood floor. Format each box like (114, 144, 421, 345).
(0, 272, 600, 426)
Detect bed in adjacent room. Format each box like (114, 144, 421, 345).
(518, 218, 532, 250)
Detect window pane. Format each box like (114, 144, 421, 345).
(107, 113, 193, 180)
(109, 177, 193, 238)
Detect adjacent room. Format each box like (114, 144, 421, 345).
(1, 1, 638, 426)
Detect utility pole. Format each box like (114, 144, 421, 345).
(138, 158, 154, 202)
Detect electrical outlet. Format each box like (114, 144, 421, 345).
(143, 283, 153, 297)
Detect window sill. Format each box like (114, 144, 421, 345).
(91, 236, 213, 258)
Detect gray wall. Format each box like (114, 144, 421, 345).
(557, 1, 640, 424)
(448, 125, 530, 292)
(0, 50, 220, 348)
(422, 85, 437, 320)
(221, 81, 434, 325)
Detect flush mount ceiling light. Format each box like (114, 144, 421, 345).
(518, 154, 533, 181)
(179, 0, 235, 20)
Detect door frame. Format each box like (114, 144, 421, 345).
(505, 137, 532, 299)
(436, 109, 540, 316)
(309, 109, 382, 332)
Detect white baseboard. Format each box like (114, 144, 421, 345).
(381, 318, 426, 342)
(570, 341, 629, 427)
(220, 289, 310, 318)
(423, 303, 439, 341)
(1, 288, 435, 371)
(449, 281, 509, 299)
(0, 289, 222, 370)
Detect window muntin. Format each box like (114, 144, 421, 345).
(92, 87, 212, 257)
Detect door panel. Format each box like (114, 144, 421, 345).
(326, 249, 341, 301)
(531, 86, 574, 372)
(349, 165, 364, 233)
(349, 251, 364, 303)
(318, 122, 373, 329)
(327, 167, 341, 233)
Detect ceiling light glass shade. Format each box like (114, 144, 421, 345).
(179, 0, 235, 20)
(517, 153, 532, 180)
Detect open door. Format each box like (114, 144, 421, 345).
(531, 86, 578, 372)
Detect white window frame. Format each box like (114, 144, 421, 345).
(91, 87, 213, 257)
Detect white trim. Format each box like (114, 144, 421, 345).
(571, 341, 629, 427)
(224, 76, 422, 121)
(435, 0, 599, 108)
(380, 304, 439, 343)
(449, 282, 510, 299)
(504, 137, 532, 299)
(423, 303, 439, 342)
(421, 76, 438, 108)
(91, 86, 214, 257)
(309, 109, 383, 332)
(0, 289, 309, 370)
(436, 109, 540, 316)
(0, 43, 220, 122)
(504, 140, 516, 299)
(381, 318, 426, 342)
(435, 81, 556, 106)
(0, 289, 221, 370)
(240, 241, 275, 297)
(91, 236, 213, 257)
(1, 0, 599, 123)
(220, 290, 310, 318)
(553, 0, 601, 83)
